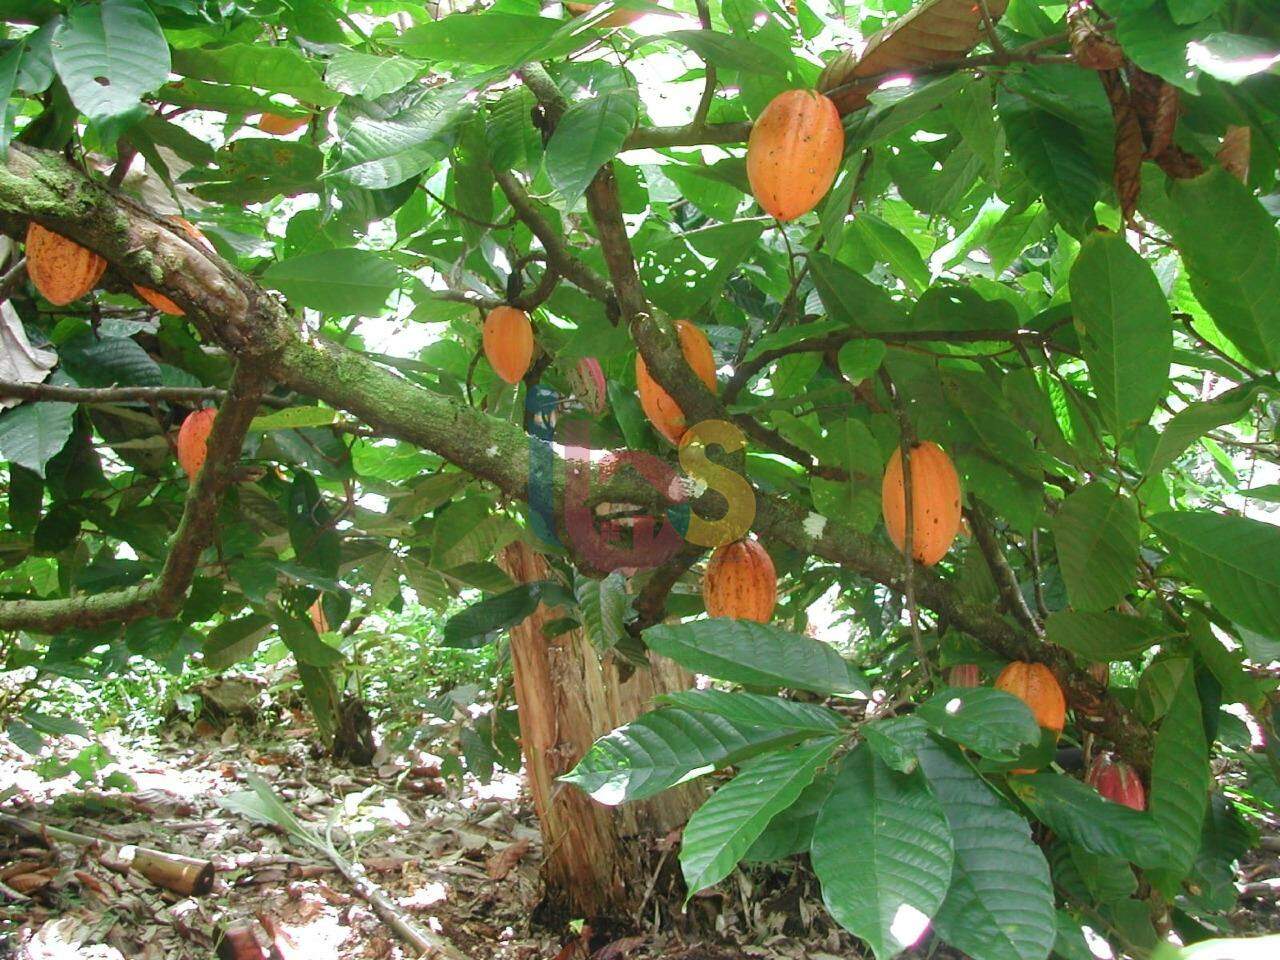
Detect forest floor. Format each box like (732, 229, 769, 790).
(2, 677, 1278, 959)
(0, 683, 860, 960)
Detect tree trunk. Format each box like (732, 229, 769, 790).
(498, 541, 700, 921)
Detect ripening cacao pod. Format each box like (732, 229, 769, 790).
(635, 319, 717, 444)
(746, 90, 844, 222)
(703, 538, 777, 623)
(24, 223, 107, 306)
(177, 408, 218, 481)
(134, 218, 212, 316)
(995, 661, 1067, 734)
(257, 112, 310, 135)
(483, 306, 535, 384)
(948, 664, 981, 688)
(565, 1, 644, 27)
(881, 441, 962, 566)
(1086, 754, 1146, 810)
(569, 356, 608, 414)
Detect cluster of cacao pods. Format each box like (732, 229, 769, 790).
(636, 318, 716, 445)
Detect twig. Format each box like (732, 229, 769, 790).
(0, 380, 224, 405)
(691, 0, 717, 127)
(0, 256, 27, 300)
(1030, 527, 1050, 621)
(967, 500, 1044, 637)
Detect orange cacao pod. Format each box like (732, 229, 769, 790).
(746, 90, 844, 222)
(1086, 754, 1146, 811)
(635, 319, 717, 444)
(258, 112, 310, 135)
(947, 664, 981, 688)
(24, 223, 107, 306)
(995, 661, 1066, 734)
(565, 2, 644, 27)
(703, 538, 777, 623)
(881, 441, 962, 566)
(483, 306, 535, 384)
(177, 408, 218, 481)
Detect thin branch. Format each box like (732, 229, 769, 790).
(966, 500, 1044, 637)
(0, 255, 26, 300)
(0, 380, 226, 405)
(691, 0, 717, 128)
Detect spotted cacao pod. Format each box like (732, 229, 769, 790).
(24, 223, 107, 306)
(746, 90, 844, 222)
(703, 538, 777, 623)
(881, 441, 962, 566)
(635, 319, 716, 444)
(177, 408, 218, 481)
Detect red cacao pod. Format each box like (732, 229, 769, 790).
(1086, 754, 1146, 810)
(746, 90, 844, 222)
(570, 356, 608, 414)
(177, 408, 218, 481)
(565, 1, 644, 27)
(483, 306, 535, 384)
(25, 223, 107, 306)
(995, 661, 1066, 734)
(635, 319, 716, 444)
(703, 538, 777, 623)
(881, 441, 962, 566)
(258, 112, 310, 135)
(947, 664, 981, 688)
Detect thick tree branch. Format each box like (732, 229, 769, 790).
(0, 365, 266, 632)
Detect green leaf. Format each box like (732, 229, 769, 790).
(61, 334, 162, 388)
(1187, 33, 1280, 83)
(442, 582, 548, 648)
(919, 739, 1055, 960)
(1148, 510, 1280, 638)
(808, 253, 908, 329)
(171, 44, 339, 107)
(1114, 7, 1205, 92)
(1044, 612, 1178, 661)
(1161, 169, 1280, 368)
(277, 609, 344, 668)
(999, 93, 1101, 236)
(0, 39, 21, 153)
(1051, 482, 1139, 612)
(203, 614, 273, 672)
(1167, 0, 1224, 24)
(743, 767, 835, 862)
(837, 339, 887, 384)
(52, 0, 169, 125)
(652, 30, 792, 76)
(680, 738, 839, 897)
(1008, 774, 1169, 867)
(1070, 232, 1172, 437)
(0, 402, 75, 478)
(325, 51, 420, 100)
(864, 715, 930, 774)
(848, 214, 930, 295)
(575, 571, 628, 654)
(263, 249, 400, 317)
(644, 619, 868, 697)
(545, 88, 638, 205)
(562, 707, 814, 804)
(916, 688, 1042, 761)
(1147, 669, 1210, 893)
(487, 86, 542, 174)
(328, 83, 474, 189)
(251, 406, 339, 431)
(6, 720, 44, 755)
(657, 690, 848, 736)
(390, 12, 586, 65)
(1146, 382, 1269, 477)
(21, 709, 89, 739)
(811, 743, 955, 959)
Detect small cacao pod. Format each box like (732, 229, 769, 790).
(258, 112, 310, 135)
(746, 90, 844, 222)
(483, 306, 535, 384)
(703, 538, 777, 623)
(1086, 754, 1146, 810)
(995, 661, 1066, 734)
(134, 217, 212, 316)
(24, 223, 107, 306)
(565, 1, 644, 27)
(635, 319, 716, 444)
(881, 441, 962, 566)
(177, 407, 218, 481)
(947, 664, 981, 688)
(569, 356, 608, 414)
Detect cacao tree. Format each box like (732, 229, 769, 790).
(1, 0, 1279, 956)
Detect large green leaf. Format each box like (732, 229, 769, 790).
(999, 93, 1101, 236)
(654, 30, 793, 76)
(52, 0, 169, 124)
(171, 44, 339, 107)
(1070, 232, 1172, 437)
(1044, 612, 1178, 661)
(916, 688, 1041, 762)
(562, 707, 813, 804)
(657, 690, 848, 736)
(0, 402, 75, 478)
(1162, 169, 1280, 368)
(277, 609, 344, 668)
(680, 738, 839, 897)
(1146, 382, 1270, 477)
(328, 83, 474, 189)
(262, 249, 400, 317)
(574, 572, 628, 654)
(325, 51, 420, 100)
(1008, 774, 1169, 868)
(644, 619, 868, 696)
(390, 12, 590, 65)
(1149, 510, 1280, 637)
(546, 87, 638, 205)
(919, 739, 1055, 960)
(1051, 482, 1139, 612)
(809, 253, 908, 329)
(61, 335, 161, 388)
(811, 744, 954, 959)
(1147, 669, 1210, 894)
(442, 581, 557, 649)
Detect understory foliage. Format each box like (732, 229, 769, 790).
(1, 1, 1280, 958)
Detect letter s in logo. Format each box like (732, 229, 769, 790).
(678, 419, 755, 548)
